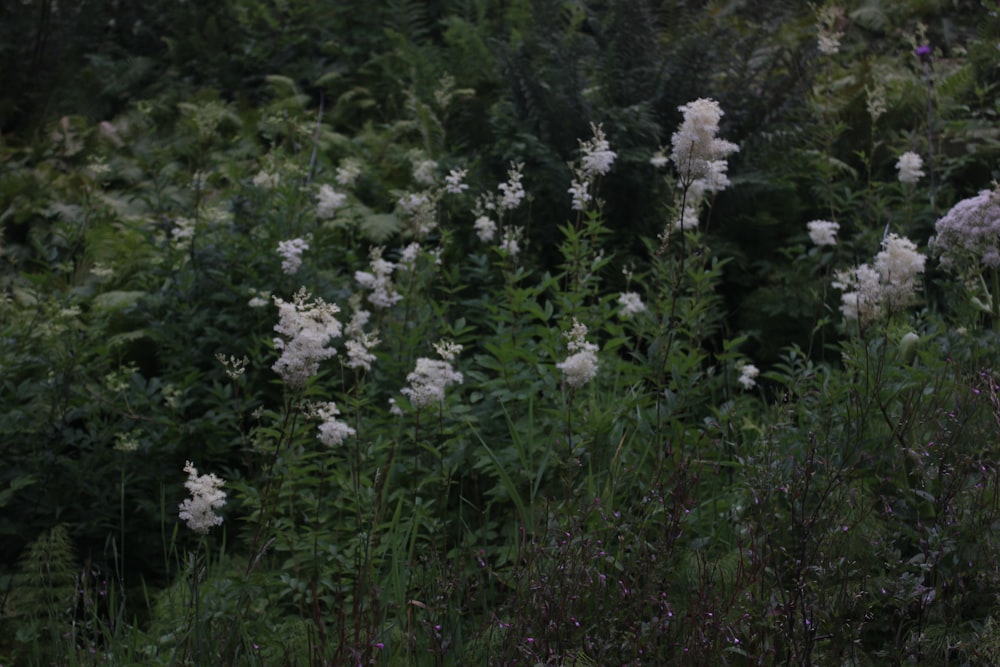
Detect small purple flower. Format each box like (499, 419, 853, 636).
(915, 44, 932, 61)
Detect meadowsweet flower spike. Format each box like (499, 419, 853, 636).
(670, 98, 739, 188)
(178, 461, 226, 534)
(557, 319, 599, 389)
(277, 237, 309, 275)
(807, 220, 840, 247)
(833, 233, 926, 323)
(738, 363, 760, 390)
(272, 288, 342, 389)
(579, 123, 617, 177)
(401, 341, 464, 409)
(617, 292, 646, 318)
(896, 152, 925, 184)
(317, 184, 347, 219)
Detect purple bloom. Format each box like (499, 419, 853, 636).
(915, 44, 932, 60)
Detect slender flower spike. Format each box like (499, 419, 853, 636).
(556, 319, 599, 389)
(401, 341, 464, 409)
(579, 124, 617, 177)
(617, 292, 646, 318)
(737, 363, 760, 390)
(670, 98, 739, 187)
(896, 152, 925, 184)
(272, 288, 342, 389)
(317, 184, 347, 219)
(178, 461, 226, 534)
(277, 237, 309, 275)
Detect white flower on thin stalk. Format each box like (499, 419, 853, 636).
(556, 319, 599, 389)
(498, 163, 526, 210)
(445, 168, 469, 194)
(355, 246, 402, 309)
(401, 341, 464, 409)
(617, 292, 646, 318)
(317, 184, 347, 220)
(579, 123, 617, 177)
(568, 179, 591, 211)
(413, 158, 439, 186)
(310, 402, 356, 448)
(343, 305, 379, 372)
(277, 237, 309, 275)
(737, 363, 760, 390)
(178, 461, 226, 535)
(335, 158, 363, 187)
(670, 98, 739, 187)
(807, 220, 840, 247)
(474, 215, 497, 243)
(896, 152, 925, 185)
(833, 233, 926, 323)
(272, 288, 342, 389)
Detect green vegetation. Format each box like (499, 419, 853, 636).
(3, 0, 1000, 664)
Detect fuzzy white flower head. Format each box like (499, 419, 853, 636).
(272, 288, 342, 389)
(896, 152, 925, 185)
(556, 319, 599, 389)
(311, 402, 356, 447)
(412, 158, 439, 186)
(399, 242, 422, 271)
(178, 461, 226, 534)
(498, 163, 526, 210)
(253, 170, 280, 190)
(317, 184, 347, 219)
(499, 229, 521, 257)
(737, 363, 760, 390)
(248, 288, 271, 309)
(335, 158, 363, 187)
(833, 233, 925, 322)
(650, 150, 669, 168)
(617, 292, 646, 318)
(833, 264, 882, 323)
(445, 168, 469, 194)
(807, 220, 840, 247)
(401, 341, 464, 409)
(355, 246, 402, 309)
(670, 98, 739, 186)
(579, 123, 617, 177)
(569, 179, 591, 211)
(474, 215, 497, 243)
(816, 5, 844, 55)
(277, 237, 309, 275)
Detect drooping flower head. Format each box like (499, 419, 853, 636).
(178, 461, 226, 534)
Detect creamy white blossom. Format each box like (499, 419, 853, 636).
(474, 215, 497, 243)
(401, 341, 464, 408)
(277, 237, 309, 275)
(617, 292, 646, 318)
(556, 319, 598, 389)
(272, 288, 342, 389)
(650, 150, 669, 168)
(896, 152, 925, 185)
(355, 246, 402, 309)
(833, 233, 926, 322)
(816, 5, 844, 55)
(499, 229, 521, 257)
(335, 158, 363, 187)
(737, 363, 760, 390)
(671, 98, 739, 187)
(311, 402, 356, 447)
(445, 168, 469, 194)
(569, 179, 591, 211)
(807, 220, 840, 247)
(344, 306, 379, 372)
(253, 171, 280, 190)
(498, 163, 526, 210)
(317, 184, 347, 219)
(413, 158, 438, 186)
(933, 188, 1000, 269)
(178, 461, 226, 534)
(579, 123, 617, 177)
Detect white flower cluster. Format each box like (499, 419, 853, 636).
(816, 5, 844, 55)
(412, 158, 438, 186)
(355, 246, 402, 309)
(311, 402, 356, 447)
(568, 123, 617, 211)
(617, 292, 646, 318)
(253, 170, 280, 190)
(933, 188, 1000, 270)
(896, 152, 925, 185)
(807, 220, 840, 247)
(277, 237, 309, 275)
(474, 215, 496, 243)
(833, 233, 926, 323)
(445, 168, 469, 194)
(401, 341, 464, 409)
(178, 461, 226, 535)
(498, 163, 526, 210)
(272, 288, 342, 389)
(556, 319, 599, 389)
(317, 184, 347, 220)
(737, 363, 760, 390)
(397, 192, 437, 236)
(335, 158, 363, 187)
(670, 98, 739, 188)
(343, 304, 379, 372)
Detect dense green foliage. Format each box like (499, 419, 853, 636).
(3, 0, 1000, 664)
